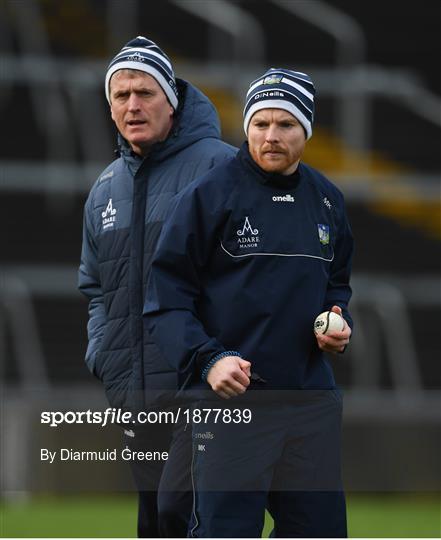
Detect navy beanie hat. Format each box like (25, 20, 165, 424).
(243, 68, 315, 139)
(105, 36, 179, 109)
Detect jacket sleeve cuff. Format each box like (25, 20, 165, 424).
(201, 350, 243, 382)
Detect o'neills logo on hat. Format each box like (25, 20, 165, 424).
(254, 90, 285, 100)
(127, 52, 145, 63)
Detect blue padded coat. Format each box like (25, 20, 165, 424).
(78, 79, 237, 410)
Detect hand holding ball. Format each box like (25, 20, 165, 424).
(314, 311, 345, 335)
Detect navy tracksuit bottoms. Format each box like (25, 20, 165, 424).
(188, 390, 347, 538)
(124, 419, 192, 537)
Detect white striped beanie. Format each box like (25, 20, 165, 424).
(243, 68, 315, 139)
(105, 36, 179, 110)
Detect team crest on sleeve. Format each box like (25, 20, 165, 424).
(317, 224, 330, 245)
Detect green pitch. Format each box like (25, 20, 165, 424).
(1, 493, 440, 537)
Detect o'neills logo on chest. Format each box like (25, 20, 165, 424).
(236, 216, 260, 249)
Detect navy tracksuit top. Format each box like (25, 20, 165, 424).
(144, 143, 354, 392)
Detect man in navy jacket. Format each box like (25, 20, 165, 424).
(78, 36, 236, 537)
(144, 68, 353, 537)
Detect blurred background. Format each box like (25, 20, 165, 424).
(1, 0, 440, 536)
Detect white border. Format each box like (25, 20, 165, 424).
(220, 241, 334, 262)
